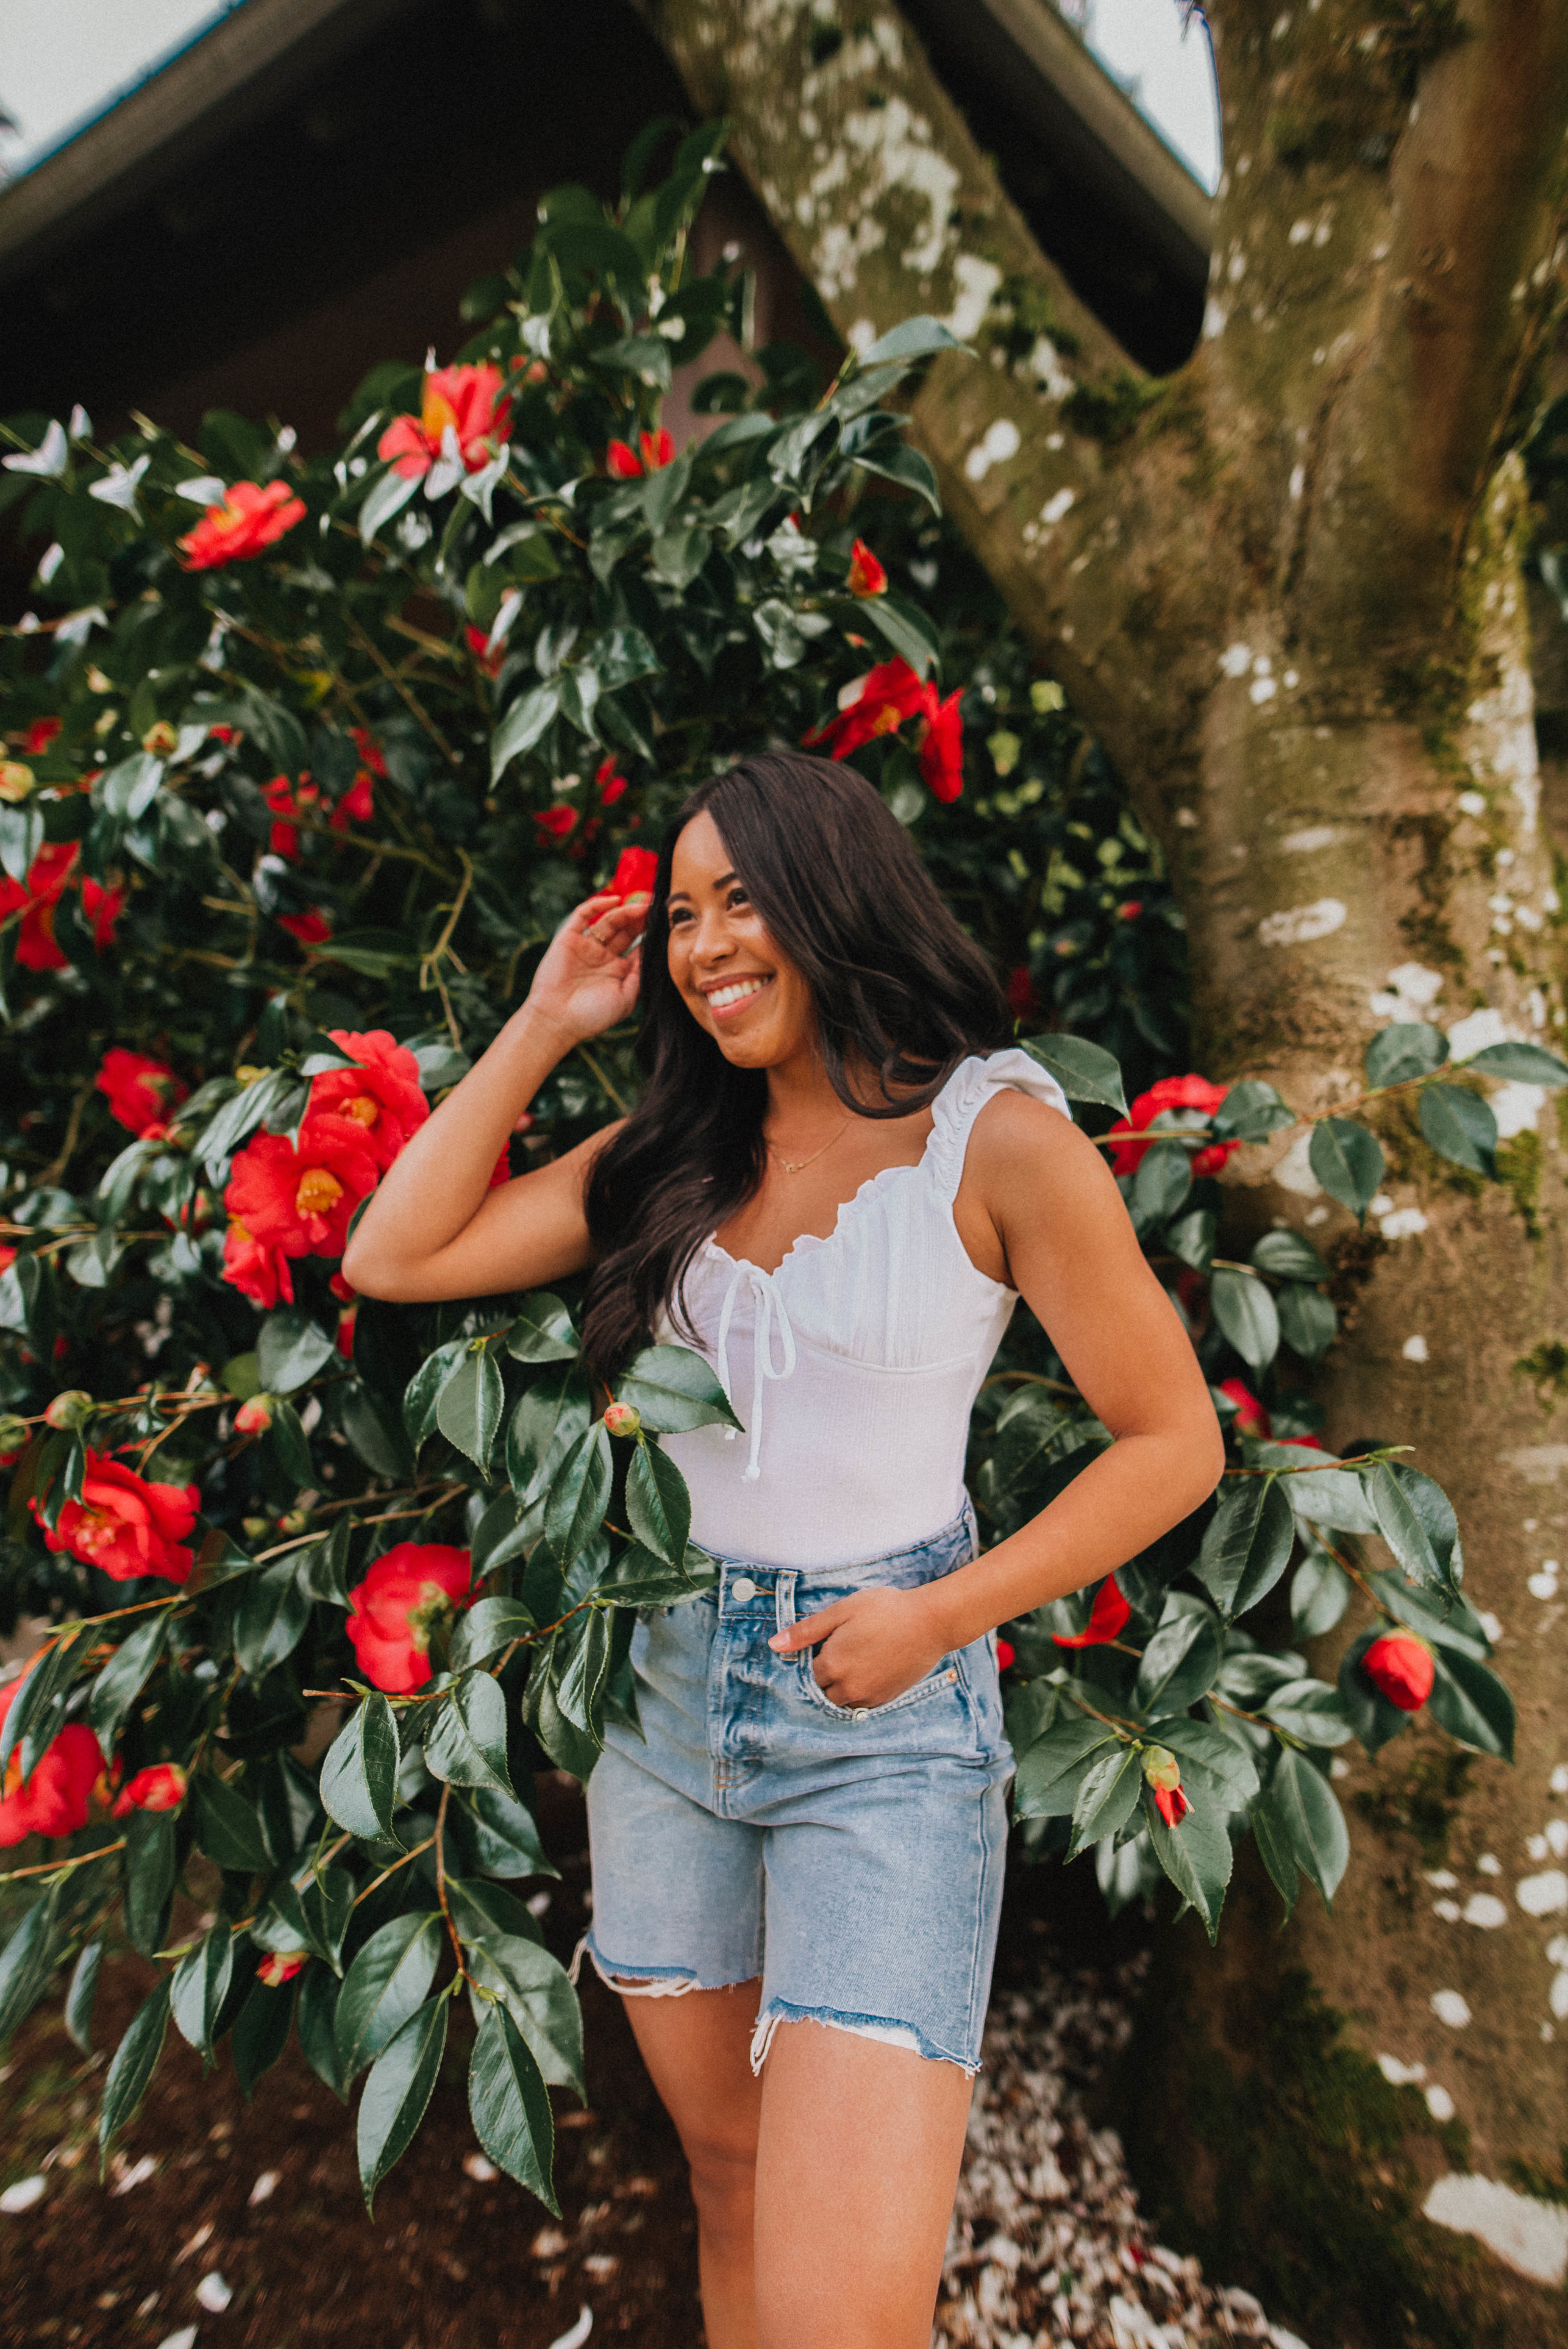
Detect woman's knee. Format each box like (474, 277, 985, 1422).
(686, 2133, 758, 2235)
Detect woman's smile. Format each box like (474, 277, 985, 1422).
(704, 975, 775, 1018)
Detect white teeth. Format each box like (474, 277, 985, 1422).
(709, 978, 768, 1010)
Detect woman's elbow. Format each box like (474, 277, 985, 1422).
(340, 1233, 402, 1299)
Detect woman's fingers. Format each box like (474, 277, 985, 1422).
(768, 1599, 845, 1653)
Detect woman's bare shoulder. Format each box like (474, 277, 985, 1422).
(965, 1085, 1118, 1208)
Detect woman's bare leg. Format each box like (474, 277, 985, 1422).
(753, 2021, 973, 2349)
(618, 1980, 765, 2349)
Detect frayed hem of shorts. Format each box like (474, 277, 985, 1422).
(748, 1998, 981, 2077)
(570, 1932, 760, 2000)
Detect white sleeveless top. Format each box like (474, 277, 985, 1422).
(656, 1048, 1071, 1570)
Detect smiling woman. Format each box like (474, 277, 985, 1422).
(344, 748, 1223, 2349)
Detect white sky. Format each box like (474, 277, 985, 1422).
(0, 0, 1220, 192)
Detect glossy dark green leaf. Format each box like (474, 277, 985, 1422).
(403, 1338, 469, 1449)
(436, 1345, 506, 1472)
(1262, 1678, 1355, 1747)
(1210, 1267, 1280, 1372)
(1212, 1080, 1295, 1141)
(190, 1772, 270, 1872)
(263, 1399, 316, 1492)
(1019, 1032, 1126, 1116)
(1277, 1281, 1338, 1363)
(235, 1557, 311, 1678)
(1194, 1479, 1294, 1618)
(1465, 1039, 1568, 1084)
(296, 1961, 345, 2099)
(460, 1784, 559, 1881)
(469, 2001, 559, 2212)
(1132, 1609, 1224, 1715)
(356, 1996, 449, 2215)
(335, 1911, 445, 2083)
(625, 1440, 691, 1565)
(1130, 1144, 1191, 1232)
(614, 1345, 741, 1434)
(171, 1928, 234, 2057)
(122, 1809, 177, 1958)
(1419, 1082, 1496, 1175)
(1365, 1022, 1448, 1087)
(425, 1670, 515, 1797)
(1283, 1462, 1379, 1534)
(543, 1422, 613, 1570)
(298, 1515, 352, 1605)
(1143, 1786, 1231, 1940)
(554, 1606, 612, 1744)
(1011, 1717, 1118, 1817)
(257, 1307, 337, 1394)
(506, 1361, 593, 1501)
(491, 683, 559, 782)
(1249, 1230, 1329, 1282)
(1370, 1462, 1452, 1593)
(445, 1877, 545, 1946)
(521, 1637, 603, 1782)
(1165, 1208, 1216, 1273)
(64, 1937, 103, 2056)
(232, 1974, 295, 2098)
(251, 1865, 354, 1975)
(850, 436, 941, 514)
(504, 1292, 579, 1363)
(857, 314, 969, 368)
(450, 1597, 535, 1672)
(465, 1933, 584, 2094)
(1258, 1749, 1349, 1909)
(98, 1975, 171, 2172)
(319, 1694, 400, 1839)
(0, 1620, 89, 1776)
(1290, 1552, 1351, 1640)
(1141, 1716, 1259, 1805)
(338, 1380, 413, 1479)
(1308, 1118, 1384, 1216)
(86, 1615, 168, 1749)
(1067, 1744, 1144, 1860)
(1426, 1649, 1515, 1759)
(0, 1894, 58, 2044)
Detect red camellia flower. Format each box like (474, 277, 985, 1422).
(847, 539, 887, 597)
(606, 428, 675, 479)
(805, 656, 965, 804)
(178, 479, 306, 570)
(606, 846, 658, 903)
(465, 624, 505, 679)
(96, 1048, 187, 1138)
(535, 805, 577, 842)
(0, 842, 123, 971)
(0, 1678, 103, 1848)
(223, 1217, 294, 1310)
(1107, 1073, 1237, 1180)
(379, 364, 513, 481)
(1052, 1574, 1132, 1649)
(308, 1030, 429, 1175)
(111, 1761, 188, 1818)
(278, 909, 332, 946)
(1362, 1629, 1435, 1712)
(596, 754, 629, 806)
(234, 1395, 273, 1435)
(1219, 1377, 1270, 1440)
(224, 1115, 380, 1281)
(258, 1951, 309, 1987)
(995, 1638, 1016, 1673)
(346, 1543, 474, 1693)
(25, 717, 61, 756)
(919, 686, 964, 803)
(36, 1448, 199, 1584)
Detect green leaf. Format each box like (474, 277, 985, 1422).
(625, 1440, 691, 1565)
(491, 684, 559, 782)
(1011, 1718, 1117, 1817)
(335, 1912, 445, 2083)
(465, 1933, 584, 2094)
(251, 1866, 354, 1975)
(1067, 1744, 1144, 1860)
(1277, 1282, 1338, 1363)
(1141, 1716, 1259, 1805)
(469, 2001, 559, 2212)
(1263, 1678, 1355, 1747)
(425, 1670, 516, 1797)
(848, 437, 941, 516)
(1210, 1268, 1281, 1374)
(319, 1695, 400, 1839)
(506, 1362, 593, 1501)
(0, 1620, 89, 1775)
(1290, 1552, 1351, 1639)
(596, 1545, 719, 1609)
(543, 1423, 613, 1570)
(0, 1894, 58, 2044)
(232, 1975, 295, 2099)
(1426, 1649, 1515, 1759)
(234, 1556, 311, 1678)
(859, 591, 940, 679)
(520, 1637, 603, 1782)
(64, 1937, 103, 2055)
(1019, 1032, 1126, 1116)
(1144, 1787, 1231, 1940)
(460, 1785, 558, 1881)
(190, 1773, 270, 1873)
(1212, 1080, 1294, 1142)
(296, 1962, 345, 2099)
(1283, 1463, 1379, 1535)
(356, 1996, 449, 2215)
(436, 1345, 506, 1472)
(403, 1337, 470, 1449)
(554, 1607, 613, 1744)
(298, 1516, 352, 1606)
(1259, 1749, 1349, 1909)
(1419, 1082, 1496, 1175)
(1308, 1118, 1384, 1216)
(170, 1928, 234, 2057)
(263, 1398, 316, 1493)
(338, 1381, 413, 1479)
(1249, 1789, 1302, 1920)
(1249, 1230, 1329, 1282)
(450, 1597, 535, 1671)
(197, 1067, 295, 1183)
(122, 1809, 177, 1958)
(1194, 1479, 1294, 1618)
(1130, 1144, 1191, 1233)
(1370, 1462, 1452, 1593)
(858, 314, 969, 367)
(86, 1615, 169, 1751)
(505, 1292, 579, 1363)
(1465, 1039, 1568, 1084)
(1133, 1610, 1224, 1715)
(615, 1345, 742, 1433)
(1365, 1022, 1448, 1087)
(98, 1976, 171, 2173)
(444, 1877, 544, 1946)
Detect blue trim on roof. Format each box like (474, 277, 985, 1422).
(0, 2, 248, 187)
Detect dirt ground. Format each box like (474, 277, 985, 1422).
(0, 1779, 1151, 2349)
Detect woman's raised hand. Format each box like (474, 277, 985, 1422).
(522, 891, 650, 1047)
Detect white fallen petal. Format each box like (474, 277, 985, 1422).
(156, 2331, 198, 2349)
(549, 2309, 593, 2349)
(195, 2272, 232, 2312)
(463, 2152, 498, 2181)
(0, 2175, 46, 2213)
(248, 2171, 280, 2206)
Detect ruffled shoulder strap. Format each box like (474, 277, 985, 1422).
(927, 1047, 1072, 1204)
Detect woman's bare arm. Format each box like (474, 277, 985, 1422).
(341, 889, 648, 1304)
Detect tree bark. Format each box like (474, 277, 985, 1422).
(640, 0, 1568, 2323)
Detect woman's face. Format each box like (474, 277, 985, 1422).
(666, 811, 816, 1069)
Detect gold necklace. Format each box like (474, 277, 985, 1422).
(767, 1116, 850, 1175)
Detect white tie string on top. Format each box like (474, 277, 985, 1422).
(713, 1259, 798, 1480)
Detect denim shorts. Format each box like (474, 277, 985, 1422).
(581, 1502, 1012, 2073)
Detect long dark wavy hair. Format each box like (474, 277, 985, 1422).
(581, 752, 1009, 1376)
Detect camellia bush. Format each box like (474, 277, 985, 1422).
(0, 122, 1546, 2215)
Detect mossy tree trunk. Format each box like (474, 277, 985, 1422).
(639, 0, 1568, 2328)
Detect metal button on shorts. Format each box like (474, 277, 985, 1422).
(731, 1575, 757, 1601)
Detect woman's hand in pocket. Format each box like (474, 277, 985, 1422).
(768, 1584, 952, 1710)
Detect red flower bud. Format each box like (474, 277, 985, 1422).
(257, 1951, 309, 1987)
(1153, 1782, 1190, 1828)
(535, 805, 577, 841)
(1051, 1574, 1131, 1649)
(234, 1396, 274, 1436)
(111, 1762, 188, 1818)
(1362, 1629, 1434, 1711)
(603, 1401, 642, 1438)
(596, 755, 629, 805)
(1219, 1378, 1270, 1440)
(846, 538, 887, 597)
(44, 1389, 94, 1430)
